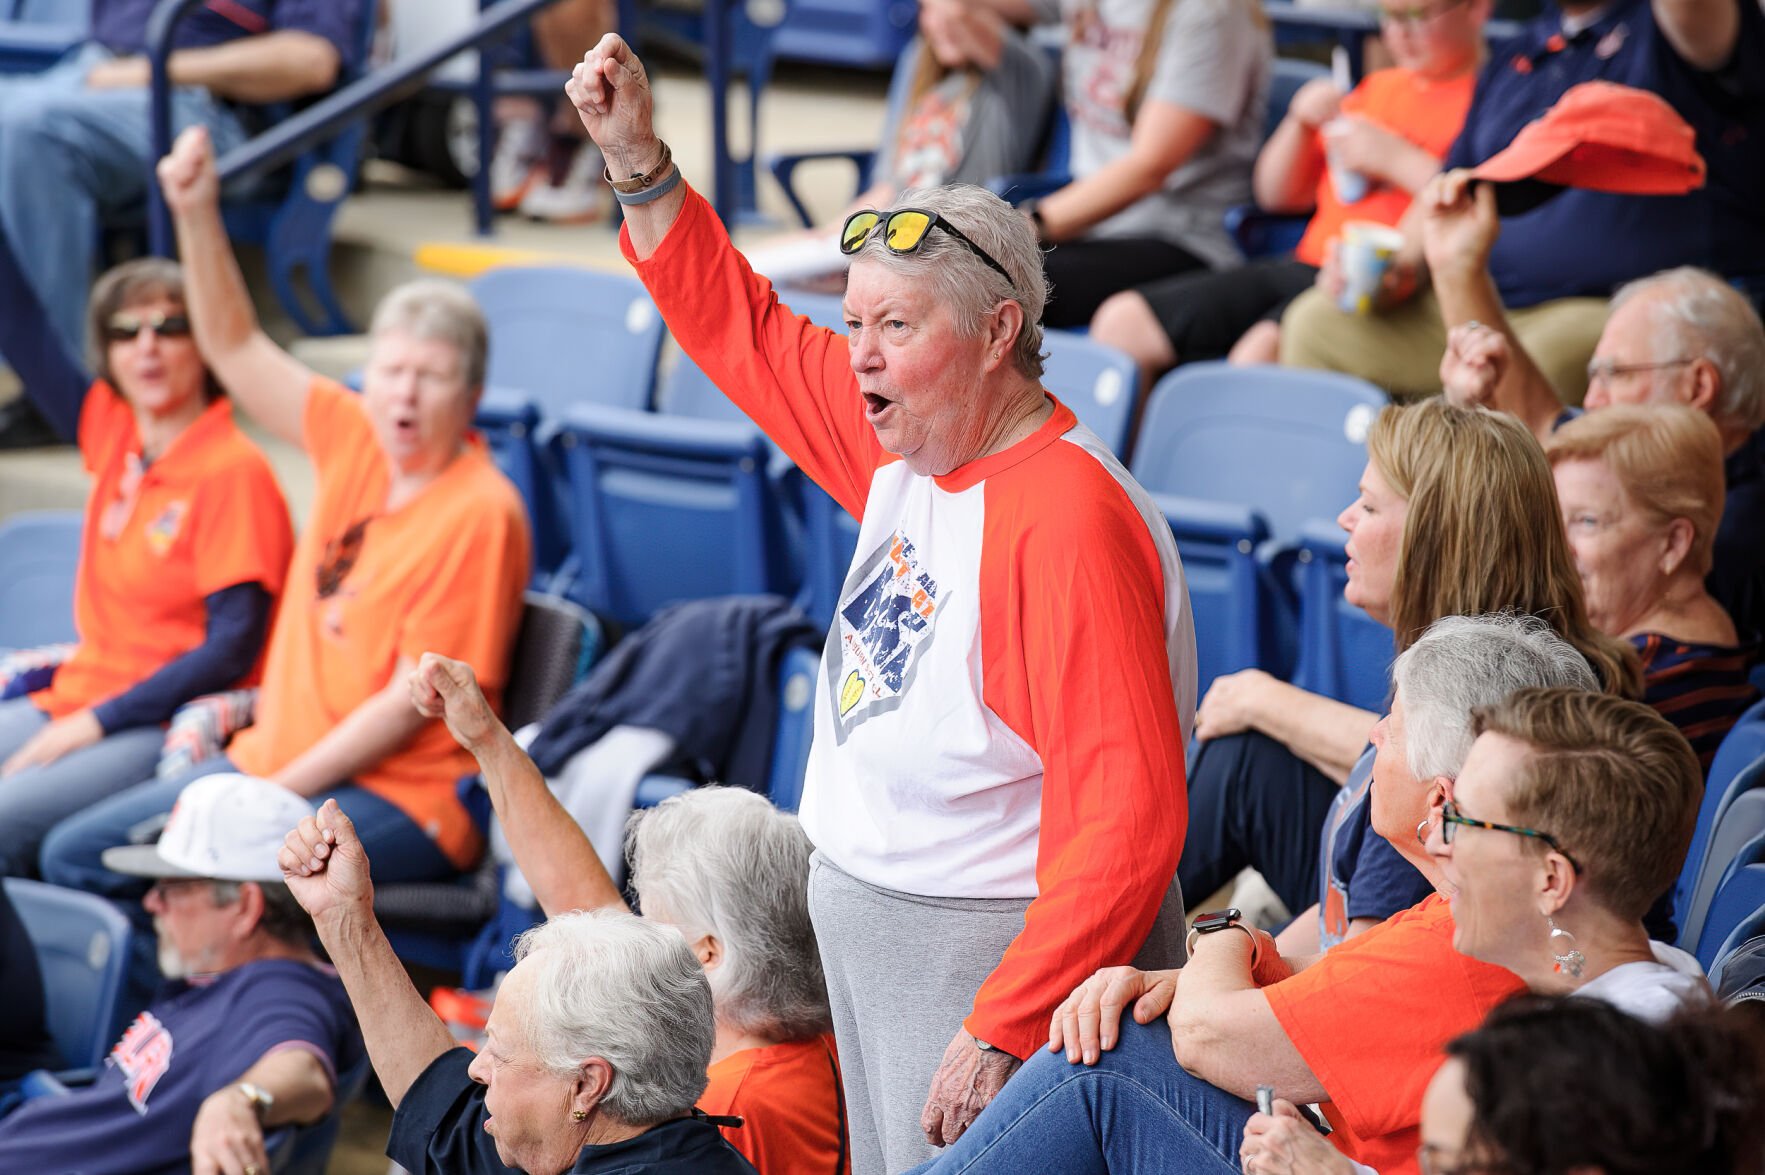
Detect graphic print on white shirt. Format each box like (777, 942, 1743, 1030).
(832, 529, 946, 742)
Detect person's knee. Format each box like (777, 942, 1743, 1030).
(1228, 320, 1281, 365)
(1090, 291, 1176, 377)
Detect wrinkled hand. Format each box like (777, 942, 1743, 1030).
(1439, 320, 1511, 408)
(920, 1030, 1021, 1147)
(1285, 78, 1343, 130)
(1313, 238, 1418, 312)
(2, 709, 102, 776)
(1420, 168, 1499, 283)
(1047, 966, 1178, 1065)
(565, 34, 663, 178)
(1240, 1100, 1352, 1174)
(279, 799, 373, 921)
(1320, 115, 1407, 184)
(85, 55, 150, 90)
(157, 126, 222, 219)
(1194, 669, 1275, 743)
(190, 1086, 270, 1175)
(409, 652, 505, 754)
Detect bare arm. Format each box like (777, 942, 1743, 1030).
(567, 37, 687, 262)
(270, 658, 430, 798)
(410, 654, 628, 918)
(159, 127, 312, 446)
(1195, 670, 1377, 785)
(189, 1048, 336, 1175)
(1168, 932, 1327, 1104)
(87, 31, 341, 104)
(1034, 100, 1218, 243)
(282, 803, 459, 1108)
(1253, 79, 1338, 213)
(1653, 0, 1743, 71)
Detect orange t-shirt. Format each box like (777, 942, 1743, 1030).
(32, 385, 293, 720)
(227, 378, 531, 867)
(1293, 67, 1478, 267)
(699, 1035, 848, 1175)
(1263, 893, 1525, 1175)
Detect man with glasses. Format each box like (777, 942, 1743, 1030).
(1273, 0, 1765, 403)
(0, 772, 359, 1175)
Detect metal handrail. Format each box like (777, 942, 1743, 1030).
(144, 0, 566, 254)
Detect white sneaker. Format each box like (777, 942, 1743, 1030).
(490, 116, 547, 212)
(518, 139, 610, 225)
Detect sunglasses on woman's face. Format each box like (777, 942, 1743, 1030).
(839, 208, 1017, 289)
(105, 310, 192, 343)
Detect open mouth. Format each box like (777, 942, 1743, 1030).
(862, 392, 892, 419)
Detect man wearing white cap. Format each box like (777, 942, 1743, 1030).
(0, 773, 359, 1175)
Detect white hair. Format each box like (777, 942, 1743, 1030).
(1393, 613, 1600, 782)
(509, 909, 713, 1126)
(1612, 267, 1765, 434)
(367, 278, 490, 390)
(850, 183, 1048, 378)
(626, 787, 831, 1041)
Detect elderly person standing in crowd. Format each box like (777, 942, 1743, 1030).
(1545, 406, 1759, 767)
(280, 803, 756, 1175)
(410, 653, 847, 1173)
(564, 36, 1196, 1174)
(39, 126, 531, 940)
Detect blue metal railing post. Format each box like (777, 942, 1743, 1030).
(144, 0, 206, 257)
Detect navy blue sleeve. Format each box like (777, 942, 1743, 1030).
(387, 1048, 509, 1174)
(269, 0, 369, 72)
(1342, 805, 1436, 924)
(89, 582, 273, 733)
(216, 965, 355, 1092)
(0, 220, 88, 441)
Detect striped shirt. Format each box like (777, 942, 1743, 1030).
(1633, 633, 1761, 770)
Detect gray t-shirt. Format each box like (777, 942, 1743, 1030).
(1062, 0, 1270, 267)
(873, 30, 1058, 193)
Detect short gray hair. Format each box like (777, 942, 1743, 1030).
(850, 184, 1048, 378)
(367, 278, 490, 391)
(1612, 267, 1765, 434)
(1393, 613, 1600, 782)
(627, 787, 830, 1041)
(509, 909, 714, 1126)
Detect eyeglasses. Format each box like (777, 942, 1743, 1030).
(1440, 799, 1581, 872)
(147, 877, 214, 903)
(1585, 356, 1694, 384)
(104, 310, 192, 343)
(316, 516, 373, 600)
(1379, 0, 1470, 26)
(840, 208, 1017, 289)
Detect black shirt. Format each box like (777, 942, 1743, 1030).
(389, 1048, 759, 1174)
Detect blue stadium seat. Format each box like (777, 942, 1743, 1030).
(470, 267, 666, 419)
(554, 404, 794, 627)
(2, 877, 132, 1071)
(474, 387, 571, 582)
(1675, 701, 1765, 945)
(1281, 518, 1394, 711)
(1680, 757, 1765, 953)
(655, 291, 849, 424)
(1153, 494, 1272, 697)
(0, 510, 82, 650)
(768, 644, 821, 812)
(1697, 835, 1765, 971)
(1042, 330, 1139, 458)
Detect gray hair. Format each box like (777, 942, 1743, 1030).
(626, 787, 831, 1041)
(208, 880, 312, 949)
(509, 909, 714, 1126)
(1393, 613, 1600, 782)
(367, 278, 490, 391)
(850, 184, 1048, 378)
(1612, 267, 1765, 434)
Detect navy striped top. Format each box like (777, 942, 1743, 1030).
(1633, 633, 1761, 772)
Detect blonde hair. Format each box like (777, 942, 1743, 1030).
(1366, 398, 1640, 697)
(1545, 404, 1726, 579)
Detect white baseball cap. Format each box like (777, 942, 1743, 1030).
(102, 772, 315, 883)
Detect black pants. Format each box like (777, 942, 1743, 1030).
(1178, 730, 1339, 916)
(1139, 256, 1319, 361)
(1041, 237, 1207, 329)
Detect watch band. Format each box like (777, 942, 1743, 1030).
(1185, 921, 1263, 970)
(604, 141, 673, 194)
(236, 1080, 274, 1122)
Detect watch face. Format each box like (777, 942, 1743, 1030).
(1192, 908, 1243, 934)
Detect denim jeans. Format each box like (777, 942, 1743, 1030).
(0, 697, 166, 878)
(0, 45, 248, 360)
(904, 1017, 1253, 1175)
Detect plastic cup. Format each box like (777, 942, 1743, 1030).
(1336, 221, 1406, 315)
(1321, 120, 1369, 205)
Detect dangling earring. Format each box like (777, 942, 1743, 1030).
(1548, 917, 1585, 980)
(572, 1109, 588, 1122)
(1415, 817, 1432, 847)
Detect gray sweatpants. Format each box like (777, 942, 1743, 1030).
(808, 851, 1187, 1175)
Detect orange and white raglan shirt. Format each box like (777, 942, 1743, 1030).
(625, 188, 1197, 1060)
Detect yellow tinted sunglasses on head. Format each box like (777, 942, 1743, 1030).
(840, 208, 1016, 289)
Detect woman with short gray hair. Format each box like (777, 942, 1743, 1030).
(564, 35, 1197, 1174)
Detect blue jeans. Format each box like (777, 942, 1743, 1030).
(904, 1017, 1252, 1175)
(0, 697, 166, 878)
(0, 46, 248, 360)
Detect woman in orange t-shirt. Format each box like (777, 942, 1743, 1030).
(409, 655, 849, 1175)
(0, 240, 292, 879)
(38, 127, 530, 914)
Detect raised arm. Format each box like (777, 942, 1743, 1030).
(84, 30, 341, 105)
(157, 127, 313, 447)
(566, 36, 685, 262)
(281, 801, 457, 1108)
(410, 654, 627, 917)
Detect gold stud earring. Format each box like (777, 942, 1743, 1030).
(572, 1109, 588, 1122)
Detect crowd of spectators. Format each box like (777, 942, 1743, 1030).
(2, 0, 1765, 1172)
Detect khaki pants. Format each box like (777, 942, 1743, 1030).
(1278, 286, 1611, 404)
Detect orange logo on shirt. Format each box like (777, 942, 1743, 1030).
(145, 500, 190, 557)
